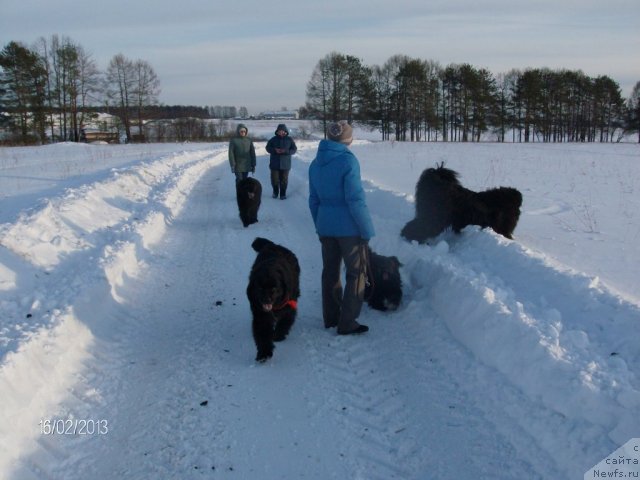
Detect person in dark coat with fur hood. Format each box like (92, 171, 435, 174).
(265, 123, 297, 199)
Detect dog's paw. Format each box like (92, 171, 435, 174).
(255, 350, 273, 363)
(273, 332, 287, 342)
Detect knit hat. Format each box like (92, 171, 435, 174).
(327, 120, 353, 144)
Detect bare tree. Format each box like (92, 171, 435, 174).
(105, 53, 135, 142)
(75, 46, 101, 139)
(36, 36, 101, 142)
(305, 54, 332, 135)
(132, 59, 160, 141)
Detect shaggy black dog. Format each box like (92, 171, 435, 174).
(365, 247, 402, 312)
(401, 164, 522, 243)
(236, 177, 262, 227)
(247, 237, 300, 362)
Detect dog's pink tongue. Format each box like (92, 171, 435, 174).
(262, 304, 273, 312)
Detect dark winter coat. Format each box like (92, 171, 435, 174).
(265, 124, 297, 170)
(229, 124, 256, 173)
(308, 139, 375, 240)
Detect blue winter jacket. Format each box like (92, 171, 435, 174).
(308, 140, 375, 240)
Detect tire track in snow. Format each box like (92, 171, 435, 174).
(27, 158, 350, 479)
(282, 159, 551, 478)
(251, 159, 423, 478)
(306, 333, 417, 479)
(37, 159, 240, 478)
(17, 152, 566, 479)
(1, 147, 229, 479)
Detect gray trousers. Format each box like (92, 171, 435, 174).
(270, 169, 289, 197)
(320, 237, 367, 332)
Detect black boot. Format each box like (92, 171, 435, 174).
(337, 324, 369, 335)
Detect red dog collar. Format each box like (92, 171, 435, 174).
(274, 299, 297, 311)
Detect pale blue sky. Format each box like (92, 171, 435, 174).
(1, 0, 638, 113)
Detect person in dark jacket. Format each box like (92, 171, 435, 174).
(308, 120, 375, 335)
(229, 123, 256, 182)
(265, 124, 297, 199)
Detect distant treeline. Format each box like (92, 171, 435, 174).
(304, 52, 640, 143)
(2, 36, 639, 145)
(0, 36, 248, 145)
(94, 105, 211, 120)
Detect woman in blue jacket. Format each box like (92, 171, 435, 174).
(308, 120, 375, 335)
(266, 123, 297, 199)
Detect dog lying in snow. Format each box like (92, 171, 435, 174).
(365, 247, 402, 312)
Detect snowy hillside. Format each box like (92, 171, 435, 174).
(0, 133, 639, 479)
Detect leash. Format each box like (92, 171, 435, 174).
(360, 243, 374, 300)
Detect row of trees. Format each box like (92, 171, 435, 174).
(3, 40, 639, 144)
(208, 105, 249, 119)
(304, 52, 640, 142)
(0, 36, 160, 144)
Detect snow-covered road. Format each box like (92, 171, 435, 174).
(2, 139, 639, 479)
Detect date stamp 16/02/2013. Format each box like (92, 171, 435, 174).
(39, 418, 109, 436)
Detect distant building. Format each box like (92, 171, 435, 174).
(80, 129, 119, 143)
(257, 110, 298, 120)
(80, 113, 120, 143)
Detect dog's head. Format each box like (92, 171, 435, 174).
(253, 274, 286, 312)
(401, 219, 434, 243)
(249, 238, 299, 312)
(237, 178, 261, 200)
(425, 164, 461, 187)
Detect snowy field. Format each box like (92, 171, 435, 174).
(0, 126, 639, 479)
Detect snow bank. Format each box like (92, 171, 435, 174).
(403, 228, 640, 473)
(0, 147, 227, 472)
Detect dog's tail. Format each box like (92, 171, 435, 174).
(251, 237, 275, 252)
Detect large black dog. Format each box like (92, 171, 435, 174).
(401, 164, 522, 243)
(236, 177, 262, 227)
(365, 247, 403, 312)
(247, 237, 300, 362)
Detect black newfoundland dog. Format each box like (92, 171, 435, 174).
(236, 177, 262, 227)
(401, 164, 522, 243)
(365, 247, 403, 312)
(247, 237, 300, 362)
